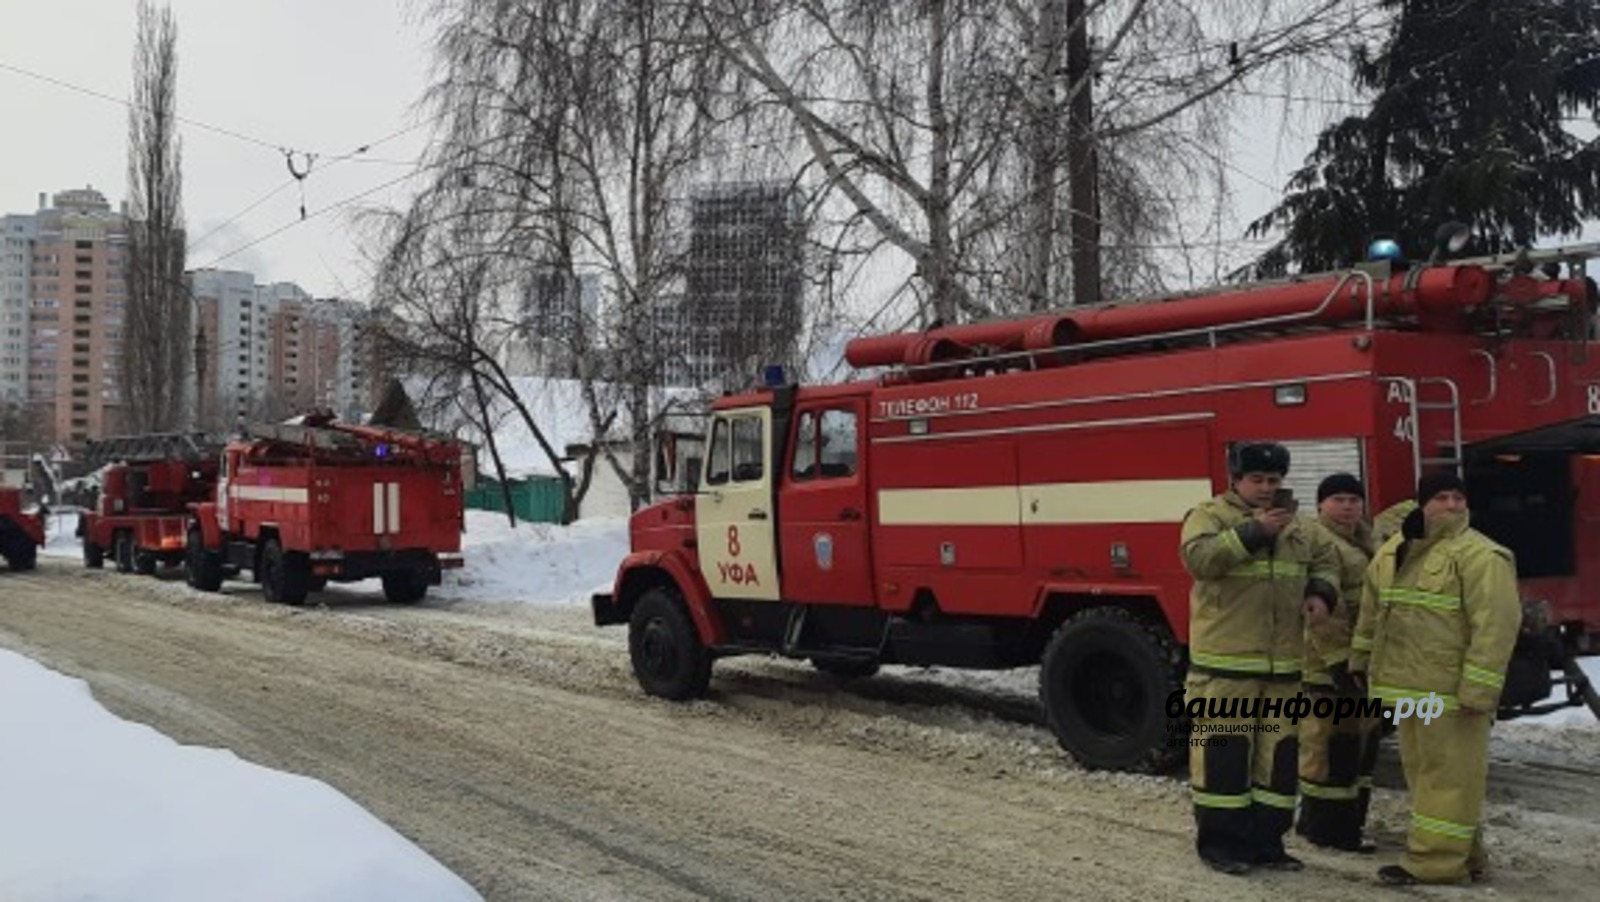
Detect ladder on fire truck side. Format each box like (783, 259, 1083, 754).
(1382, 375, 1464, 480)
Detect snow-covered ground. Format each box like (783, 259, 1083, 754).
(16, 504, 1595, 900)
(0, 648, 481, 902)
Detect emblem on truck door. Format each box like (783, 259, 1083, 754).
(814, 532, 834, 571)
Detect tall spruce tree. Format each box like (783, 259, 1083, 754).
(1247, 0, 1600, 274)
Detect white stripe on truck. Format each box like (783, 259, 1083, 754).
(230, 486, 308, 504)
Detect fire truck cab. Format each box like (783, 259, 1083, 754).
(594, 244, 1600, 771)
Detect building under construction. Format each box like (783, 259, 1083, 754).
(657, 182, 805, 388)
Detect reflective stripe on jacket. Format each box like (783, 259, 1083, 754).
(1350, 512, 1520, 711)
(1302, 516, 1374, 686)
(1181, 491, 1342, 680)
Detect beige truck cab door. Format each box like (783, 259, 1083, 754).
(696, 405, 780, 601)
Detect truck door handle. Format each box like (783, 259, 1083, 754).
(839, 507, 862, 521)
(748, 509, 768, 520)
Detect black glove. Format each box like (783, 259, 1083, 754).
(1234, 520, 1272, 553)
(1328, 662, 1363, 695)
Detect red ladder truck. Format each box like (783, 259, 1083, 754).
(185, 412, 466, 605)
(78, 433, 223, 574)
(594, 243, 1600, 771)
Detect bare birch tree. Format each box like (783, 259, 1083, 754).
(122, 0, 189, 432)
(700, 0, 1374, 320)
(378, 0, 738, 509)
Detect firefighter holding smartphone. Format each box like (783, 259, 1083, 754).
(1180, 442, 1342, 875)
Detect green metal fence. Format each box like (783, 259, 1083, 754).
(463, 475, 569, 524)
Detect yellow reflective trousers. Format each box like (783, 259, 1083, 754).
(1397, 710, 1491, 882)
(1186, 674, 1300, 861)
(1295, 686, 1380, 849)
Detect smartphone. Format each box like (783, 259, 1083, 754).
(1271, 487, 1298, 513)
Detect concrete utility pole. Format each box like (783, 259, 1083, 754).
(1065, 0, 1101, 305)
(194, 322, 208, 428)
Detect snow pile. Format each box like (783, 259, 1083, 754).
(0, 649, 481, 902)
(440, 511, 628, 604)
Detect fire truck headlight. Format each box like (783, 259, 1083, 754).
(1274, 384, 1307, 407)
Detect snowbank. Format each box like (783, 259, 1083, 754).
(438, 511, 628, 604)
(0, 648, 481, 902)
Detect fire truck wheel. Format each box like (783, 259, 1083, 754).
(5, 542, 36, 572)
(83, 541, 105, 569)
(113, 532, 135, 574)
(810, 656, 881, 679)
(1040, 606, 1183, 774)
(381, 571, 428, 604)
(185, 528, 224, 592)
(260, 538, 311, 606)
(629, 587, 712, 700)
(134, 550, 158, 576)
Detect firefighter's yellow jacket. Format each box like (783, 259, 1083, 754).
(1181, 491, 1342, 680)
(1302, 515, 1374, 686)
(1350, 511, 1520, 712)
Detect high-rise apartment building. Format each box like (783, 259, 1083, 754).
(23, 188, 129, 445)
(268, 294, 369, 422)
(0, 213, 36, 407)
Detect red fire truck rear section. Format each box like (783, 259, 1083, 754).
(595, 245, 1600, 772)
(186, 414, 465, 606)
(78, 434, 222, 575)
(0, 484, 44, 572)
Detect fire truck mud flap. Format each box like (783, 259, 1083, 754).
(592, 593, 626, 627)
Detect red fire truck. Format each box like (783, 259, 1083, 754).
(185, 413, 466, 606)
(78, 434, 222, 574)
(594, 243, 1600, 771)
(0, 484, 43, 572)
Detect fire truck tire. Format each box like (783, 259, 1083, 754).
(810, 656, 881, 679)
(628, 587, 712, 701)
(309, 576, 328, 592)
(5, 542, 36, 572)
(185, 528, 224, 592)
(83, 541, 105, 569)
(381, 571, 428, 604)
(113, 532, 135, 574)
(134, 550, 158, 576)
(260, 538, 311, 606)
(1040, 606, 1183, 774)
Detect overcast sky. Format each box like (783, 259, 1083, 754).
(0, 3, 1591, 306)
(0, 0, 433, 299)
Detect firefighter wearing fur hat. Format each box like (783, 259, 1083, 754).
(1180, 441, 1342, 875)
(1295, 473, 1381, 854)
(1350, 470, 1520, 886)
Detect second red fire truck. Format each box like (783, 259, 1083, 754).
(595, 242, 1600, 771)
(185, 413, 466, 605)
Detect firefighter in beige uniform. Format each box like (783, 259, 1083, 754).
(1295, 473, 1380, 853)
(1180, 442, 1341, 875)
(1350, 471, 1520, 886)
